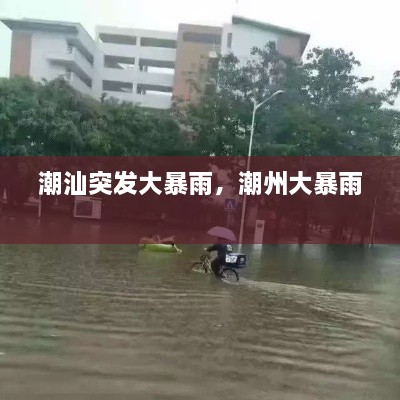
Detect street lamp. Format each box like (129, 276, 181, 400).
(238, 90, 285, 245)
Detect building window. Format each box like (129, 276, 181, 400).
(182, 32, 221, 45)
(139, 59, 175, 73)
(102, 80, 133, 93)
(137, 84, 173, 95)
(140, 37, 177, 49)
(99, 33, 137, 45)
(227, 32, 233, 48)
(104, 55, 135, 70)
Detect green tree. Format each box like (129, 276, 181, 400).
(175, 44, 400, 243)
(177, 44, 400, 157)
(0, 76, 188, 156)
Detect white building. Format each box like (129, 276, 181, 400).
(1, 16, 310, 109)
(1, 18, 99, 97)
(96, 25, 177, 109)
(221, 16, 309, 63)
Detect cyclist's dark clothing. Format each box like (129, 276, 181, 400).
(211, 258, 223, 277)
(207, 244, 233, 277)
(206, 244, 233, 260)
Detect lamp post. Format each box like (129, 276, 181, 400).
(238, 90, 285, 246)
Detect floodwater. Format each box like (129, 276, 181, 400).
(0, 244, 399, 399)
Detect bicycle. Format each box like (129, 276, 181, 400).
(191, 253, 240, 283)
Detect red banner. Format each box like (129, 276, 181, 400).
(0, 156, 398, 244)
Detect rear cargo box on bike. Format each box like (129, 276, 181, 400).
(225, 253, 247, 269)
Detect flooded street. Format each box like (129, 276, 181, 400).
(0, 244, 399, 399)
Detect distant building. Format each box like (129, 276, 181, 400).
(1, 16, 310, 109)
(173, 23, 222, 103)
(2, 18, 97, 97)
(96, 24, 177, 109)
(222, 16, 309, 64)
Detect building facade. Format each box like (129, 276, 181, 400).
(172, 24, 222, 102)
(96, 25, 177, 109)
(3, 18, 98, 97)
(2, 16, 310, 109)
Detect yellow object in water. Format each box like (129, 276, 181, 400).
(140, 243, 182, 253)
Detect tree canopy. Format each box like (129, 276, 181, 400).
(0, 77, 187, 156)
(174, 44, 400, 156)
(0, 44, 399, 157)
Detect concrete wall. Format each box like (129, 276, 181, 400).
(277, 35, 302, 62)
(221, 23, 279, 62)
(99, 42, 176, 61)
(173, 24, 222, 102)
(101, 91, 172, 109)
(69, 72, 93, 96)
(222, 23, 304, 64)
(96, 25, 177, 42)
(96, 26, 177, 108)
(24, 30, 100, 97)
(30, 32, 69, 82)
(10, 31, 32, 77)
(75, 24, 98, 60)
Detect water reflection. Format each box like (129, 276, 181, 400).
(0, 244, 399, 399)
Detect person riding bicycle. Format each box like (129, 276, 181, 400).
(204, 237, 233, 278)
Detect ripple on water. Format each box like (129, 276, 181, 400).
(0, 245, 399, 399)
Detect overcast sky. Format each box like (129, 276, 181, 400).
(1, 0, 399, 92)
